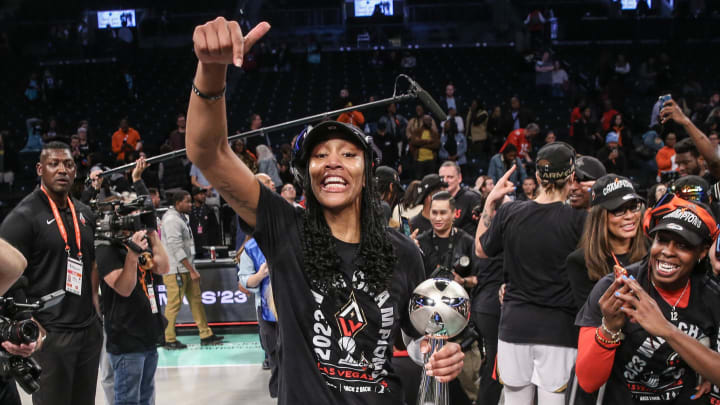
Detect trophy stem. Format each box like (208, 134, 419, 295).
(417, 336, 449, 405)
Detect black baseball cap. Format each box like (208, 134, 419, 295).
(591, 174, 644, 210)
(575, 156, 607, 182)
(191, 186, 206, 196)
(649, 203, 714, 246)
(291, 121, 370, 176)
(375, 166, 399, 184)
(536, 142, 576, 181)
(671, 175, 711, 204)
(415, 174, 448, 206)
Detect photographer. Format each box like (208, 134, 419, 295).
(0, 141, 102, 405)
(416, 191, 475, 286)
(96, 221, 169, 405)
(0, 238, 28, 405)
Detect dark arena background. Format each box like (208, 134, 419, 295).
(1, 0, 720, 404)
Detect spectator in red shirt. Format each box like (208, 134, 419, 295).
(111, 117, 142, 162)
(601, 99, 619, 132)
(500, 123, 540, 162)
(655, 132, 677, 180)
(569, 98, 587, 139)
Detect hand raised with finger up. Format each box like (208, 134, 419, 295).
(193, 17, 270, 67)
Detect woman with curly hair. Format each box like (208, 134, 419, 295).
(185, 17, 464, 405)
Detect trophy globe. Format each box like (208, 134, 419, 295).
(408, 278, 470, 405)
(409, 278, 470, 339)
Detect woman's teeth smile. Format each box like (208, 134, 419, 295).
(655, 260, 679, 276)
(322, 176, 348, 192)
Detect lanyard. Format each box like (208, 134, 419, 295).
(138, 267, 152, 300)
(432, 228, 456, 269)
(40, 185, 82, 258)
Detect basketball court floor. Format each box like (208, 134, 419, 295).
(20, 333, 277, 405)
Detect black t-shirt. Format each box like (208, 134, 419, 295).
(566, 248, 630, 310)
(576, 260, 720, 405)
(0, 189, 98, 331)
(241, 185, 425, 405)
(416, 228, 475, 278)
(190, 204, 221, 258)
(480, 200, 586, 347)
(409, 213, 431, 234)
(453, 187, 483, 235)
(471, 254, 503, 317)
(96, 243, 165, 354)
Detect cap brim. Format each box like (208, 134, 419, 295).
(305, 122, 366, 153)
(648, 223, 703, 247)
(414, 181, 449, 206)
(597, 193, 645, 210)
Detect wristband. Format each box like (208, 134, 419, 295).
(594, 327, 619, 349)
(601, 317, 624, 342)
(191, 82, 225, 101)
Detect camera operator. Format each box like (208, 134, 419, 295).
(0, 141, 102, 405)
(96, 218, 169, 405)
(416, 191, 475, 286)
(0, 238, 28, 405)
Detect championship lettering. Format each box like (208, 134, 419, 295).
(602, 179, 633, 196)
(662, 210, 702, 229)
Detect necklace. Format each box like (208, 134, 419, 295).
(652, 278, 690, 321)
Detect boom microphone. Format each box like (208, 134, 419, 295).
(407, 77, 448, 121)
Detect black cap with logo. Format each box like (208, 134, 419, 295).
(536, 142, 576, 181)
(575, 156, 607, 182)
(591, 174, 644, 210)
(649, 203, 714, 246)
(414, 174, 448, 206)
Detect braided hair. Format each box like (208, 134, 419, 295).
(299, 152, 397, 302)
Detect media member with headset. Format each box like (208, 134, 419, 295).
(185, 17, 464, 404)
(0, 238, 29, 405)
(0, 141, 102, 405)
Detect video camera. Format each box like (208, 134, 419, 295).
(91, 195, 157, 270)
(430, 255, 471, 281)
(0, 288, 64, 394)
(92, 195, 157, 240)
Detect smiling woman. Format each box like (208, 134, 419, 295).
(567, 174, 647, 309)
(184, 16, 464, 405)
(575, 198, 720, 404)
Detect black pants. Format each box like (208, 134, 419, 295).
(257, 307, 279, 398)
(473, 312, 502, 405)
(32, 320, 103, 405)
(414, 159, 437, 180)
(0, 377, 20, 405)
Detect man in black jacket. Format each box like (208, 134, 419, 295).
(416, 191, 476, 287)
(439, 161, 483, 235)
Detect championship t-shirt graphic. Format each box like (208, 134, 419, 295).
(620, 321, 710, 402)
(312, 289, 394, 395)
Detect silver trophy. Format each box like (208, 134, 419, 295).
(408, 278, 470, 405)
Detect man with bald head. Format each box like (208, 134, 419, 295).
(256, 173, 275, 190)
